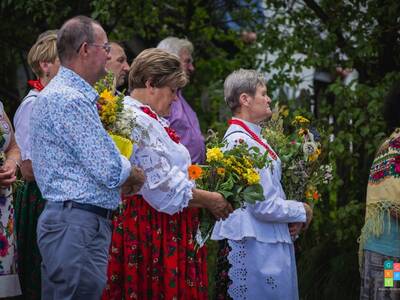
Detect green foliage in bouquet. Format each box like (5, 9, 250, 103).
(263, 104, 333, 207)
(189, 132, 270, 249)
(94, 72, 136, 158)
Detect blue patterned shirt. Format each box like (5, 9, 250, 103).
(30, 67, 131, 209)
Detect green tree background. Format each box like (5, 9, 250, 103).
(1, 1, 399, 299)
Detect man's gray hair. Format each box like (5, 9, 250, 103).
(224, 69, 266, 112)
(157, 37, 194, 57)
(57, 15, 100, 63)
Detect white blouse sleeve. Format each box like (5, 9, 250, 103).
(225, 131, 306, 223)
(249, 167, 306, 223)
(131, 114, 194, 215)
(14, 95, 36, 161)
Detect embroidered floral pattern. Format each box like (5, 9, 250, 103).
(0, 234, 9, 257)
(30, 67, 130, 209)
(140, 106, 181, 144)
(102, 195, 208, 300)
(369, 135, 400, 183)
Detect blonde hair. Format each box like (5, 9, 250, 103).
(27, 30, 58, 78)
(129, 48, 188, 91)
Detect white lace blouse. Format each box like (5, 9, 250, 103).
(124, 96, 194, 215)
(212, 118, 306, 243)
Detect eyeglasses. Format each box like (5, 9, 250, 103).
(76, 42, 111, 54)
(90, 42, 111, 53)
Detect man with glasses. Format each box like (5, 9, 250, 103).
(30, 16, 145, 300)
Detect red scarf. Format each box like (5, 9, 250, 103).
(27, 79, 44, 91)
(228, 119, 277, 160)
(140, 106, 180, 144)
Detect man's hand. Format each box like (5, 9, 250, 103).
(204, 192, 233, 220)
(121, 166, 146, 195)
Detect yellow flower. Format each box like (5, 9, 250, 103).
(100, 89, 115, 102)
(242, 156, 252, 168)
(216, 167, 225, 176)
(292, 115, 310, 126)
(305, 186, 319, 201)
(243, 169, 260, 185)
(188, 165, 203, 180)
(222, 158, 232, 167)
(206, 147, 223, 162)
(298, 128, 308, 136)
(279, 105, 289, 118)
(305, 189, 313, 199)
(308, 147, 321, 162)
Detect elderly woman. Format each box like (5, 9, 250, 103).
(13, 30, 59, 299)
(211, 69, 313, 299)
(0, 102, 22, 298)
(103, 48, 233, 300)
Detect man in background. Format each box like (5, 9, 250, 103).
(106, 42, 129, 89)
(157, 37, 205, 164)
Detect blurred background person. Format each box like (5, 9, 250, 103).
(0, 100, 21, 298)
(13, 30, 59, 300)
(103, 48, 232, 300)
(105, 42, 129, 90)
(157, 36, 205, 164)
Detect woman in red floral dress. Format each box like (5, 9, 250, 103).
(102, 48, 233, 300)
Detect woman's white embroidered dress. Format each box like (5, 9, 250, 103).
(123, 96, 194, 214)
(212, 118, 306, 300)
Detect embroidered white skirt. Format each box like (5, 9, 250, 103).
(227, 237, 299, 300)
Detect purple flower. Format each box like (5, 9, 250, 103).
(309, 127, 321, 142)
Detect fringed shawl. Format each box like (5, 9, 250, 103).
(359, 128, 400, 265)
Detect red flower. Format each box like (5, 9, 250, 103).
(0, 234, 9, 257)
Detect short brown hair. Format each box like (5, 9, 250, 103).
(27, 30, 58, 78)
(128, 48, 187, 91)
(57, 15, 100, 63)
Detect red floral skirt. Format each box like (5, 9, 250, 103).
(102, 194, 208, 300)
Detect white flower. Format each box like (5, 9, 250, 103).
(303, 142, 317, 156)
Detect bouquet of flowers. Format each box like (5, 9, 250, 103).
(95, 72, 136, 158)
(263, 104, 333, 208)
(189, 132, 270, 250)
